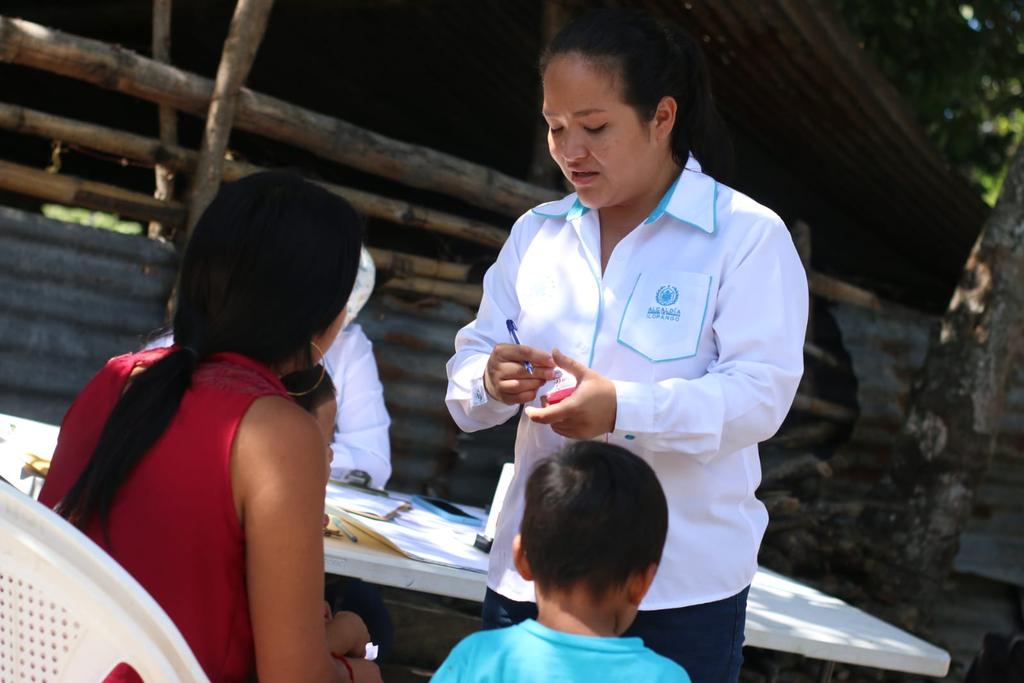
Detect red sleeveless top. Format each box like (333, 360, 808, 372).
(39, 348, 289, 682)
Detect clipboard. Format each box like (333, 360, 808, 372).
(325, 481, 410, 521)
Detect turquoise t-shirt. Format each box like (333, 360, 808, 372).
(431, 619, 691, 683)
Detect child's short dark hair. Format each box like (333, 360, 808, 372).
(520, 441, 668, 597)
(281, 364, 336, 413)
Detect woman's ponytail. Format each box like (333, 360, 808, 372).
(56, 347, 200, 535)
(57, 172, 362, 537)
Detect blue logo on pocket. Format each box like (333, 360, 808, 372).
(655, 285, 679, 306)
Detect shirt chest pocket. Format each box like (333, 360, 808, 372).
(617, 270, 712, 362)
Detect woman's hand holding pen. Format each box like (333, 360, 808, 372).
(524, 349, 617, 439)
(483, 344, 557, 404)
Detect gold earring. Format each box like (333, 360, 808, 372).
(286, 341, 327, 397)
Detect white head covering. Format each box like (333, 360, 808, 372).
(345, 246, 375, 327)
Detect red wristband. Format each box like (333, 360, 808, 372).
(331, 653, 354, 682)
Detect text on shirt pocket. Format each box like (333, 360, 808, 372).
(617, 270, 712, 362)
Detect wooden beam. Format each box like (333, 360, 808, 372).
(149, 0, 176, 239)
(0, 103, 509, 249)
(380, 276, 483, 308)
(186, 0, 274, 233)
(808, 271, 883, 311)
(368, 247, 472, 283)
(791, 393, 857, 422)
(0, 159, 184, 226)
(0, 16, 559, 216)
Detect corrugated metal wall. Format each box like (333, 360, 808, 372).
(0, 206, 177, 423)
(0, 207, 482, 498)
(359, 294, 479, 495)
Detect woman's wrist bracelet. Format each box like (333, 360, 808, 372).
(331, 652, 355, 681)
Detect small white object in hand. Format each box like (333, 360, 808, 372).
(364, 642, 379, 661)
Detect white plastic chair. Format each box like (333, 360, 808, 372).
(0, 484, 209, 682)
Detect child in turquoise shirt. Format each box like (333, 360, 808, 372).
(432, 442, 691, 682)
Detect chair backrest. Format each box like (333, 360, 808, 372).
(0, 485, 209, 682)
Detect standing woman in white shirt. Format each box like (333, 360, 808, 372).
(445, 8, 807, 683)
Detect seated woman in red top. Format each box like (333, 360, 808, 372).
(39, 172, 381, 683)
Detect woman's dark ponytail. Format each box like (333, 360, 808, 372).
(56, 348, 198, 534)
(541, 8, 734, 182)
(664, 24, 734, 182)
(56, 172, 362, 535)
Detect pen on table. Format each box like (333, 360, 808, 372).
(505, 319, 534, 374)
(329, 513, 359, 544)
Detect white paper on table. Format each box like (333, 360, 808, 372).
(325, 482, 407, 520)
(0, 414, 59, 498)
(342, 505, 489, 573)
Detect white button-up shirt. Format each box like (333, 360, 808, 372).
(446, 158, 808, 609)
(321, 324, 392, 487)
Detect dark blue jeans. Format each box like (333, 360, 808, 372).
(482, 586, 749, 683)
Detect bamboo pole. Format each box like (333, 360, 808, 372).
(0, 159, 184, 226)
(803, 341, 848, 371)
(0, 16, 559, 216)
(807, 271, 882, 311)
(0, 103, 510, 249)
(149, 0, 176, 239)
(368, 247, 472, 282)
(791, 393, 857, 422)
(186, 0, 274, 234)
(380, 276, 483, 308)
(767, 423, 843, 451)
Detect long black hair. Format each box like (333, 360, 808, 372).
(57, 172, 362, 532)
(541, 8, 734, 182)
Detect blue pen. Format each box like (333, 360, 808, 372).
(505, 319, 534, 374)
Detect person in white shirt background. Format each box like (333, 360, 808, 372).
(319, 247, 392, 488)
(445, 8, 808, 683)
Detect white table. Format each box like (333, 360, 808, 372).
(0, 413, 56, 497)
(1, 413, 949, 680)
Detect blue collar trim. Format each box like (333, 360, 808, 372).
(643, 173, 682, 225)
(530, 160, 717, 234)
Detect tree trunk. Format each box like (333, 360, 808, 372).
(149, 0, 176, 240)
(186, 0, 274, 235)
(880, 146, 1024, 613)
